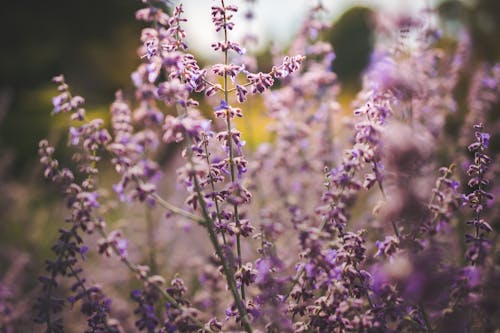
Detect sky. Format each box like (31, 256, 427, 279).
(181, 0, 438, 58)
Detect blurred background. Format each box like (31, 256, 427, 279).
(0, 0, 499, 330)
(1, 0, 499, 177)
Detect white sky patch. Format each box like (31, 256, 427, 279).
(181, 0, 439, 60)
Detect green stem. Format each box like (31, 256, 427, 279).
(146, 206, 158, 274)
(221, 0, 245, 301)
(203, 136, 227, 246)
(150, 192, 205, 224)
(182, 131, 251, 331)
(191, 170, 253, 333)
(419, 302, 433, 333)
(392, 220, 400, 239)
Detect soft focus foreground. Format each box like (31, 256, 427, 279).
(1, 0, 500, 332)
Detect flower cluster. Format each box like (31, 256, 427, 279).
(32, 1, 500, 333)
(463, 124, 493, 265)
(35, 78, 122, 332)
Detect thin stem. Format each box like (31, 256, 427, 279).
(191, 170, 253, 333)
(364, 110, 386, 201)
(414, 163, 455, 239)
(283, 269, 304, 301)
(473, 168, 484, 242)
(150, 192, 205, 225)
(220, 0, 245, 301)
(373, 161, 387, 200)
(203, 136, 227, 245)
(392, 220, 400, 239)
(203, 77, 224, 91)
(419, 302, 433, 333)
(227, 80, 253, 93)
(171, 69, 251, 332)
(146, 206, 158, 274)
(182, 131, 251, 332)
(325, 102, 334, 169)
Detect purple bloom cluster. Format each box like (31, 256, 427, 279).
(35, 77, 124, 333)
(463, 124, 493, 265)
(32, 1, 500, 333)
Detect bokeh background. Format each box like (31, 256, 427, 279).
(0, 0, 499, 330)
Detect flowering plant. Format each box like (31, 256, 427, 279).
(29, 1, 499, 332)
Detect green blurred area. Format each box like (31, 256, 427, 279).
(0, 0, 142, 177)
(0, 2, 143, 314)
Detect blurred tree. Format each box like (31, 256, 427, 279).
(325, 7, 375, 92)
(439, 0, 500, 62)
(0, 0, 141, 176)
(439, 0, 500, 154)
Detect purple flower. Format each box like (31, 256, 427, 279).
(246, 72, 274, 94)
(211, 41, 245, 55)
(79, 191, 100, 208)
(52, 93, 68, 113)
(236, 84, 248, 103)
(116, 238, 128, 258)
(475, 131, 490, 148)
(79, 245, 88, 260)
(69, 126, 81, 145)
(214, 100, 242, 119)
(212, 64, 242, 78)
(272, 55, 305, 78)
(211, 4, 238, 32)
(463, 125, 494, 265)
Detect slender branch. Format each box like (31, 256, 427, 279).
(372, 161, 387, 200)
(145, 206, 158, 274)
(283, 269, 305, 301)
(414, 163, 455, 239)
(227, 80, 253, 93)
(165, 37, 251, 331)
(150, 192, 205, 225)
(392, 220, 400, 239)
(178, 127, 251, 331)
(220, 0, 245, 301)
(191, 172, 253, 333)
(203, 135, 228, 245)
(419, 302, 433, 333)
(203, 77, 224, 91)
